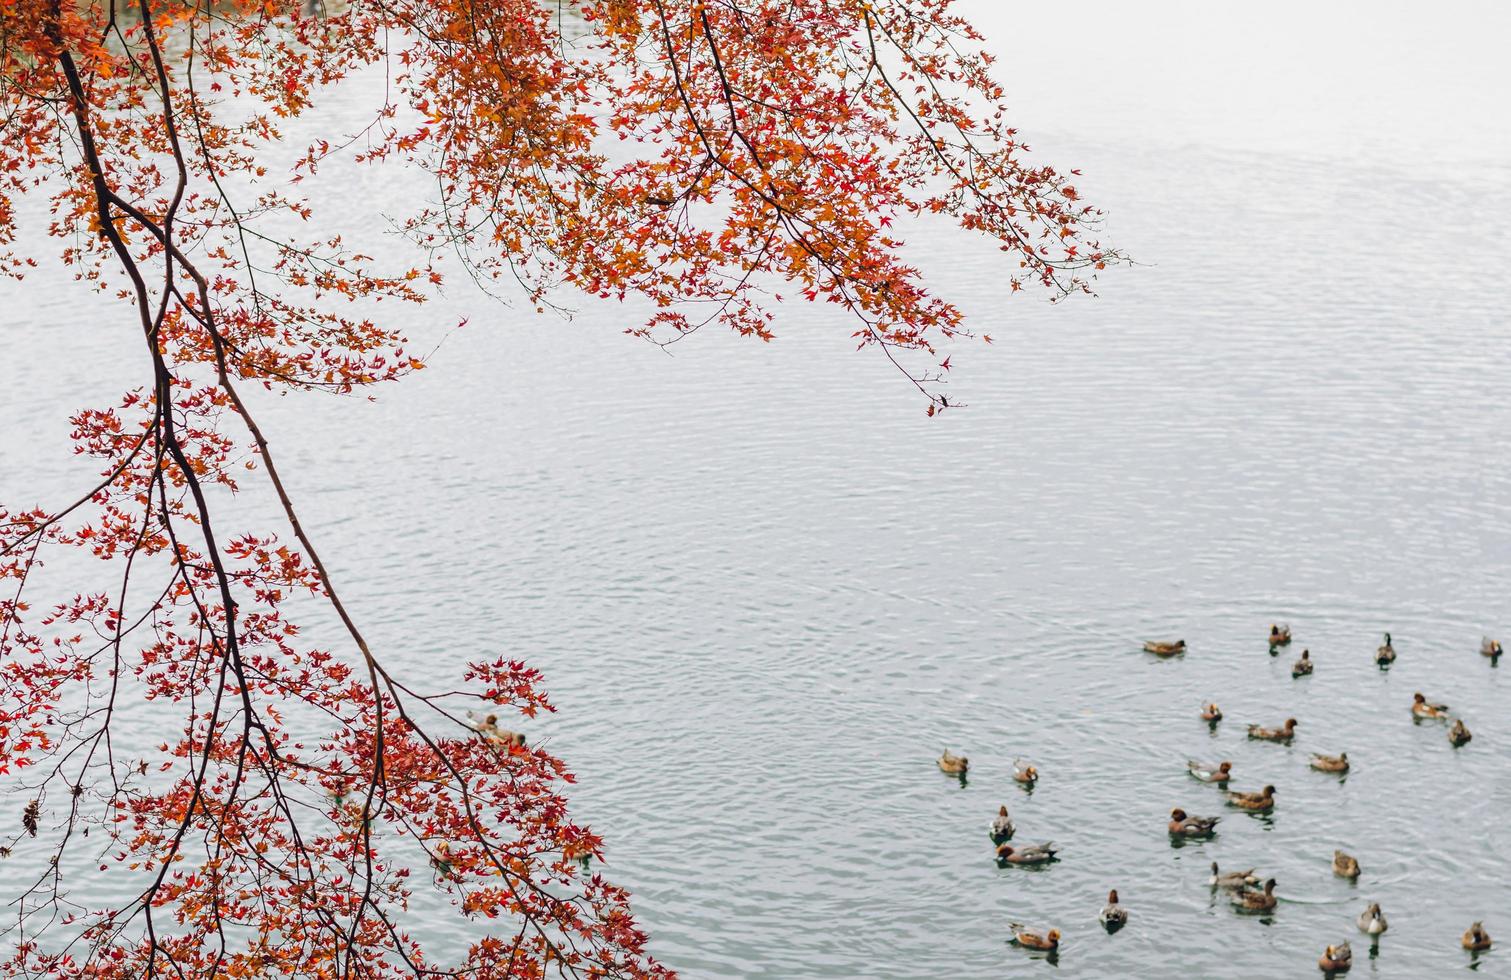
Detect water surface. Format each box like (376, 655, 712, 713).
(4, 2, 1511, 976)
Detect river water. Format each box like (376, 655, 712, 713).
(4, 2, 1511, 977)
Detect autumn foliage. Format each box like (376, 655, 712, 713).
(0, 0, 1110, 975)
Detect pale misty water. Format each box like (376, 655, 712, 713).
(4, 2, 1511, 977)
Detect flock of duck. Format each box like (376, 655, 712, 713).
(935, 625, 1501, 973)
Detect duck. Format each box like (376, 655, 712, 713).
(1169, 808, 1219, 837)
(1463, 922, 1492, 951)
(1231, 877, 1278, 912)
(1269, 623, 1292, 647)
(1209, 861, 1259, 890)
(1227, 785, 1276, 812)
(1411, 693, 1448, 720)
(1357, 902, 1387, 936)
(1099, 889, 1128, 930)
(1009, 923, 1060, 951)
(1187, 759, 1232, 783)
(1291, 649, 1313, 677)
(1310, 752, 1349, 773)
(1319, 941, 1352, 972)
(1144, 639, 1186, 655)
(1450, 718, 1472, 747)
(1333, 850, 1361, 879)
(1375, 632, 1395, 665)
(937, 749, 969, 774)
(465, 710, 527, 748)
(1482, 637, 1503, 658)
(996, 841, 1058, 865)
(989, 805, 1015, 845)
(429, 840, 455, 878)
(1248, 718, 1298, 742)
(1013, 760, 1039, 786)
(1201, 703, 1223, 723)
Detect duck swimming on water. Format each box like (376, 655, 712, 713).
(1099, 889, 1128, 930)
(1291, 649, 1313, 677)
(1357, 903, 1387, 936)
(1463, 922, 1492, 951)
(1376, 633, 1396, 665)
(1187, 759, 1232, 783)
(1009, 923, 1060, 951)
(1209, 861, 1258, 889)
(1231, 878, 1278, 912)
(996, 841, 1058, 865)
(1144, 639, 1186, 655)
(1310, 752, 1349, 773)
(1248, 718, 1298, 742)
(1333, 850, 1361, 879)
(937, 750, 968, 774)
(466, 710, 527, 748)
(1227, 785, 1276, 812)
(1319, 941, 1352, 972)
(1411, 693, 1448, 720)
(1169, 808, 1219, 837)
(989, 805, 1014, 845)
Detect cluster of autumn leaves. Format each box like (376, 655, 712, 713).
(0, 0, 1111, 975)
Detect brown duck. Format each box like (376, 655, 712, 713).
(1232, 878, 1278, 912)
(1248, 718, 1298, 742)
(1319, 941, 1352, 972)
(1463, 922, 1492, 951)
(937, 750, 969, 774)
(1310, 752, 1349, 773)
(1411, 693, 1448, 720)
(1009, 923, 1060, 951)
(1227, 785, 1276, 812)
(1333, 850, 1360, 879)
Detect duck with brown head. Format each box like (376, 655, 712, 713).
(1232, 878, 1278, 912)
(989, 805, 1014, 845)
(1169, 808, 1219, 837)
(937, 749, 968, 774)
(1463, 922, 1492, 951)
(1411, 693, 1448, 720)
(1319, 941, 1352, 972)
(1227, 785, 1276, 812)
(1099, 889, 1128, 930)
(1009, 923, 1060, 951)
(1187, 759, 1232, 783)
(1247, 718, 1297, 742)
(1333, 850, 1361, 879)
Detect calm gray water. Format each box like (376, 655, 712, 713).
(4, 3, 1511, 977)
